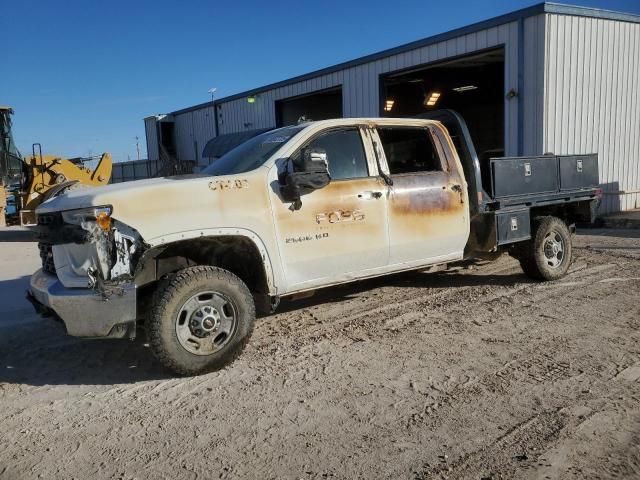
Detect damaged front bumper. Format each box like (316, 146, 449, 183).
(28, 268, 137, 338)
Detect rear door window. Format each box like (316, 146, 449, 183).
(377, 127, 443, 174)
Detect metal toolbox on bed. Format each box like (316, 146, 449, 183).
(490, 154, 599, 199)
(491, 155, 559, 198)
(558, 154, 599, 191)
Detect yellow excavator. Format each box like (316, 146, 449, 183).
(1, 106, 112, 226)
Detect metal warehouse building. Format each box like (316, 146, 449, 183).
(144, 2, 640, 213)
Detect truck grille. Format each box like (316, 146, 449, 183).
(38, 242, 56, 275)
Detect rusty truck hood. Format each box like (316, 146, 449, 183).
(36, 170, 274, 246)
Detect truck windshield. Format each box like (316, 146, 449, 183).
(203, 125, 305, 176)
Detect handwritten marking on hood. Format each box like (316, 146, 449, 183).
(208, 179, 249, 191)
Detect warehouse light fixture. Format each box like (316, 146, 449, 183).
(424, 91, 441, 107)
(453, 85, 478, 92)
(384, 99, 395, 112)
(247, 95, 256, 103)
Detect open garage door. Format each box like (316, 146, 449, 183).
(276, 87, 342, 127)
(381, 48, 504, 165)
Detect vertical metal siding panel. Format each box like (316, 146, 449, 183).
(397, 51, 410, 70)
(526, 15, 545, 155)
(412, 47, 421, 68)
(342, 70, 350, 117)
(369, 63, 378, 117)
(193, 106, 215, 165)
(175, 113, 191, 161)
(505, 22, 519, 156)
(534, 15, 546, 153)
(223, 101, 236, 133)
(455, 36, 466, 55)
(550, 14, 561, 153)
(623, 22, 635, 210)
(615, 23, 626, 209)
(426, 44, 438, 63)
(633, 26, 640, 209)
(622, 22, 632, 210)
(602, 21, 614, 212)
(595, 19, 606, 209)
(360, 64, 369, 117)
(601, 21, 620, 210)
(355, 67, 364, 117)
(623, 22, 633, 210)
(477, 28, 488, 50)
(584, 18, 594, 154)
(445, 38, 457, 57)
(223, 102, 231, 134)
(574, 16, 583, 153)
(465, 32, 477, 52)
(567, 16, 578, 152)
(144, 118, 159, 161)
(342, 71, 350, 118)
(559, 18, 571, 152)
(359, 65, 366, 117)
(352, 67, 360, 116)
(523, 17, 535, 154)
(536, 14, 546, 154)
(544, 14, 554, 151)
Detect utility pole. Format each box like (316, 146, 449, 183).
(135, 136, 140, 161)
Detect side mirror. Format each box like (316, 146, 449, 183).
(280, 147, 331, 206)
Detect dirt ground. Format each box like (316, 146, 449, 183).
(1, 227, 639, 480)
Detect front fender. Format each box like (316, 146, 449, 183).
(139, 228, 278, 295)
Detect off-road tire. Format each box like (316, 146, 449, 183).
(516, 216, 572, 281)
(147, 266, 255, 375)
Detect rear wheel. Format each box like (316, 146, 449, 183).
(147, 266, 255, 375)
(516, 216, 572, 281)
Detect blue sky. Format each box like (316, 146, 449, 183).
(2, 0, 639, 162)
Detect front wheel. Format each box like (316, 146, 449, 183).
(147, 266, 255, 375)
(516, 216, 572, 281)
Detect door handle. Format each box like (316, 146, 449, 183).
(358, 191, 383, 199)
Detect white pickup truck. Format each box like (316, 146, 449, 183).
(28, 113, 601, 374)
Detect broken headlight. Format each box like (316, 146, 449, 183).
(61, 206, 113, 232)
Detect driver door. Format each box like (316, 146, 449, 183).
(270, 126, 389, 291)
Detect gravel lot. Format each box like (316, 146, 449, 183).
(1, 228, 639, 480)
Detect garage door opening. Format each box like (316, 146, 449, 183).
(381, 48, 505, 163)
(276, 87, 343, 127)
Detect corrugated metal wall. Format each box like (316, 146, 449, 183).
(216, 17, 547, 158)
(174, 105, 216, 166)
(544, 14, 640, 213)
(144, 117, 159, 161)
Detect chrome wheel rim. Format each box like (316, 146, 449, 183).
(543, 230, 565, 268)
(175, 291, 237, 355)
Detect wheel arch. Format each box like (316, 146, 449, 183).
(135, 229, 276, 296)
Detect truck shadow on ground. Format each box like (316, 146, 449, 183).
(0, 276, 172, 387)
(0, 267, 530, 388)
(276, 266, 533, 314)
